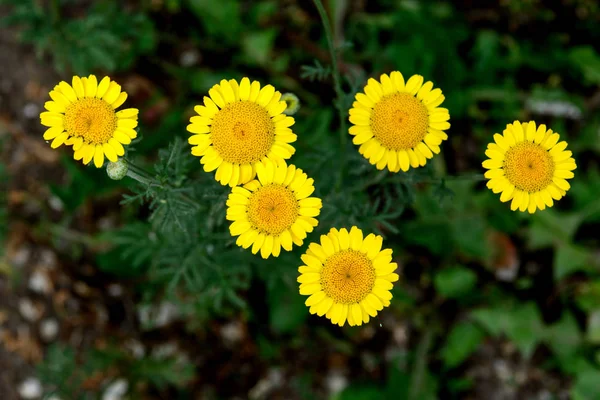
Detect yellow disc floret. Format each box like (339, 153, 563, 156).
(370, 92, 429, 151)
(247, 184, 298, 235)
(320, 250, 376, 304)
(503, 141, 555, 193)
(210, 101, 275, 165)
(64, 98, 117, 145)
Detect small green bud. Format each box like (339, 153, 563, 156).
(281, 93, 300, 116)
(106, 159, 128, 180)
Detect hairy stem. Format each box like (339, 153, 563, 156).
(312, 0, 347, 190)
(125, 160, 155, 186)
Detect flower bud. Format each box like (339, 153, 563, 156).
(281, 93, 300, 116)
(106, 159, 128, 180)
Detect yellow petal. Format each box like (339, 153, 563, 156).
(93, 145, 105, 168)
(96, 77, 111, 99)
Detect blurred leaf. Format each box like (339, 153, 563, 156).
(433, 266, 477, 299)
(571, 369, 600, 400)
(504, 303, 545, 359)
(587, 310, 600, 344)
(569, 46, 600, 85)
(441, 321, 485, 368)
(472, 303, 544, 359)
(267, 281, 308, 335)
(545, 312, 582, 359)
(187, 0, 241, 44)
(338, 386, 386, 400)
(529, 209, 582, 247)
(576, 281, 600, 312)
(554, 243, 592, 281)
(241, 29, 276, 66)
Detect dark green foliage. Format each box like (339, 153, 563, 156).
(1, 0, 156, 74)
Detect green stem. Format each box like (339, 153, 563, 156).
(312, 0, 347, 190)
(408, 327, 434, 400)
(125, 160, 155, 186)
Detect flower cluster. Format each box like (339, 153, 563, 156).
(40, 70, 576, 326)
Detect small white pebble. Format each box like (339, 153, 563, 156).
(18, 377, 43, 399)
(19, 299, 41, 322)
(23, 103, 40, 119)
(28, 270, 51, 294)
(221, 321, 244, 346)
(102, 379, 128, 400)
(39, 249, 58, 269)
(325, 371, 348, 395)
(48, 196, 64, 212)
(179, 50, 200, 67)
(40, 318, 59, 342)
(11, 246, 32, 268)
(107, 284, 124, 297)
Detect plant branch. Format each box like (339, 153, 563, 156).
(125, 159, 156, 186)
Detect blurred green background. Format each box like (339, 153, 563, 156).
(1, 0, 600, 399)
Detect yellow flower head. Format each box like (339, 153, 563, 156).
(40, 75, 138, 168)
(298, 227, 399, 327)
(281, 92, 300, 116)
(226, 160, 321, 259)
(348, 71, 449, 173)
(187, 78, 297, 187)
(483, 121, 576, 213)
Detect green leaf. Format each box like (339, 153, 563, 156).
(267, 282, 308, 335)
(575, 280, 600, 312)
(187, 0, 241, 44)
(441, 321, 485, 368)
(338, 386, 386, 400)
(503, 303, 545, 359)
(472, 303, 544, 359)
(241, 29, 277, 66)
(546, 312, 582, 358)
(471, 307, 509, 337)
(587, 310, 600, 344)
(571, 369, 600, 400)
(554, 243, 591, 281)
(569, 46, 600, 85)
(433, 266, 477, 299)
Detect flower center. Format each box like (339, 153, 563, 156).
(211, 101, 275, 164)
(320, 250, 376, 304)
(370, 92, 429, 150)
(64, 98, 117, 145)
(247, 184, 298, 235)
(503, 141, 555, 193)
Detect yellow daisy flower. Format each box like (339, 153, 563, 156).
(187, 78, 297, 187)
(483, 120, 576, 213)
(39, 75, 138, 168)
(348, 71, 449, 172)
(298, 227, 399, 327)
(226, 160, 321, 259)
